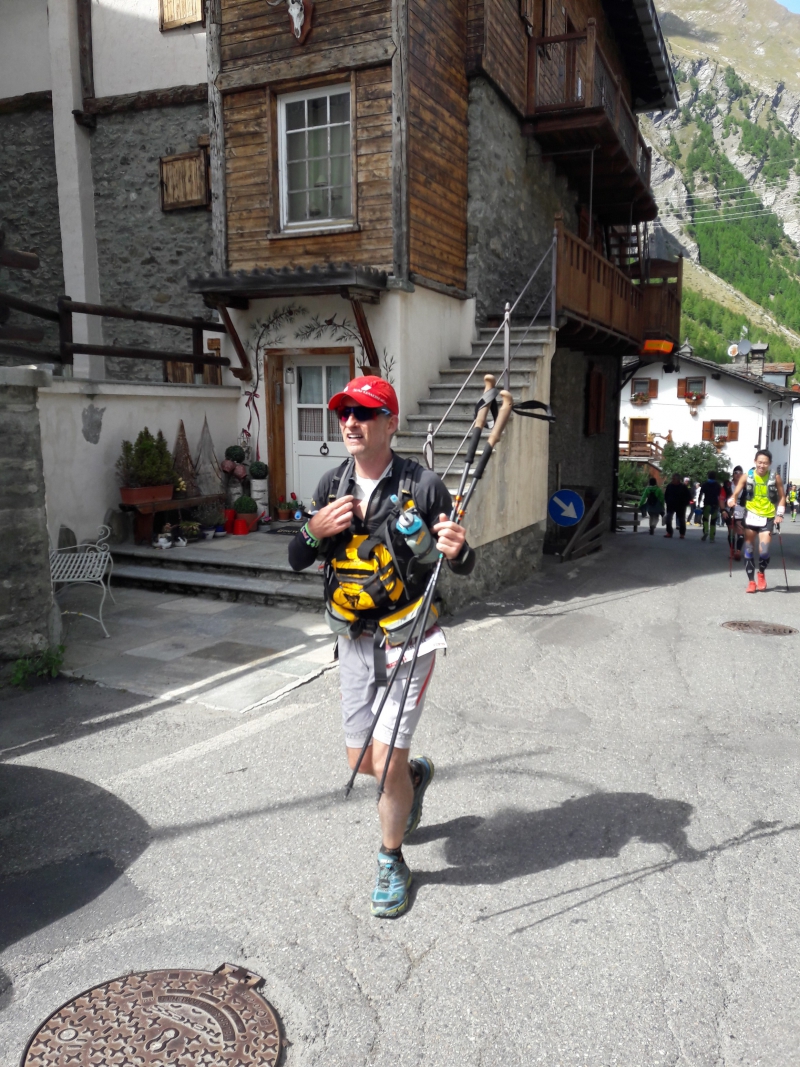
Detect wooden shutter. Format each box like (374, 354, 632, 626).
(727, 421, 739, 442)
(160, 0, 204, 31)
(648, 379, 658, 398)
(702, 421, 713, 442)
(585, 367, 606, 435)
(520, 0, 535, 34)
(785, 424, 790, 446)
(778, 419, 783, 437)
(160, 149, 209, 210)
(677, 378, 686, 398)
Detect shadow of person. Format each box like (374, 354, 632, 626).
(411, 792, 700, 888)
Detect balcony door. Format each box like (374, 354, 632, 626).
(629, 418, 649, 456)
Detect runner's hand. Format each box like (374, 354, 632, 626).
(307, 496, 354, 539)
(775, 513, 783, 525)
(433, 514, 466, 560)
(727, 497, 736, 508)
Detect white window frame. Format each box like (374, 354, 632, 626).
(277, 84, 354, 234)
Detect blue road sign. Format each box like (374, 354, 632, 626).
(548, 489, 585, 527)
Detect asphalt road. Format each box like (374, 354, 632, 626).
(3, 518, 800, 1066)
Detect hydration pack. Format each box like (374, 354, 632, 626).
(746, 468, 778, 503)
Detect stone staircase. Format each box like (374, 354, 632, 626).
(393, 325, 552, 489)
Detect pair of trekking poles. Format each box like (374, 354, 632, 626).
(726, 508, 790, 590)
(344, 374, 515, 800)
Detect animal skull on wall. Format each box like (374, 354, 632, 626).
(268, 0, 314, 42)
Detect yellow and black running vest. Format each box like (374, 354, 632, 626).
(746, 468, 778, 518)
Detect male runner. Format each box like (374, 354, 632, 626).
(728, 449, 786, 592)
(698, 470, 720, 542)
(729, 465, 745, 560)
(789, 484, 798, 522)
(288, 376, 475, 917)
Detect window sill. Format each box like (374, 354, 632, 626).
(268, 223, 360, 240)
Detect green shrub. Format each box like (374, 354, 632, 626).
(249, 461, 268, 479)
(617, 463, 650, 497)
(225, 445, 246, 463)
(233, 495, 258, 514)
(661, 442, 731, 484)
(11, 645, 65, 688)
(116, 428, 174, 487)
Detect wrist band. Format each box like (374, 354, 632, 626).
(777, 506, 786, 516)
(300, 522, 320, 548)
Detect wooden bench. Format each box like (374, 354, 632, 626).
(118, 494, 225, 544)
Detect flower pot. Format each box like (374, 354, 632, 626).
(250, 477, 269, 504)
(224, 508, 236, 534)
(200, 526, 216, 540)
(232, 518, 249, 536)
(214, 525, 227, 537)
(277, 508, 291, 521)
(234, 511, 258, 533)
(120, 484, 174, 506)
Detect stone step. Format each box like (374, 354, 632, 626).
(453, 351, 544, 367)
(112, 564, 326, 611)
(111, 543, 322, 586)
(437, 368, 532, 386)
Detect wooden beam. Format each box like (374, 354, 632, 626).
(217, 39, 397, 93)
(265, 352, 286, 515)
(207, 0, 228, 273)
(391, 0, 409, 280)
(215, 303, 253, 381)
(77, 0, 95, 103)
(0, 91, 52, 115)
(64, 341, 230, 365)
(0, 292, 60, 323)
(349, 298, 379, 368)
(62, 299, 226, 332)
(0, 325, 45, 343)
(83, 84, 207, 116)
(0, 231, 39, 271)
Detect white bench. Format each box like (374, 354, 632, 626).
(50, 526, 115, 638)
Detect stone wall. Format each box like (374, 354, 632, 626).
(546, 348, 619, 548)
(0, 367, 61, 661)
(466, 77, 577, 323)
(0, 105, 64, 360)
(439, 521, 546, 614)
(90, 103, 214, 381)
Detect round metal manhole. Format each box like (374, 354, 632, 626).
(722, 620, 798, 636)
(22, 963, 283, 1067)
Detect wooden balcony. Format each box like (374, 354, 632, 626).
(524, 20, 656, 224)
(555, 223, 682, 352)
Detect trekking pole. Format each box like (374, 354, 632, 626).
(374, 388, 515, 799)
(728, 510, 733, 578)
(778, 524, 790, 591)
(343, 376, 500, 799)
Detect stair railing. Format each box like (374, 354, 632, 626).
(424, 229, 557, 475)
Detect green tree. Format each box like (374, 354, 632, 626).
(661, 442, 731, 485)
(617, 462, 650, 497)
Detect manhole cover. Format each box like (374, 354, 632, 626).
(22, 963, 283, 1066)
(721, 620, 798, 636)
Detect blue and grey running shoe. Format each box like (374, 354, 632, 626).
(405, 756, 435, 837)
(371, 851, 412, 918)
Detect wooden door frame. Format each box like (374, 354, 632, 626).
(629, 417, 648, 441)
(263, 347, 356, 516)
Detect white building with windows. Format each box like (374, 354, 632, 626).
(619, 351, 796, 483)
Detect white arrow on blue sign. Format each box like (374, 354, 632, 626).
(548, 489, 585, 527)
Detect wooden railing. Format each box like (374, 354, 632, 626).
(639, 258, 683, 346)
(556, 222, 642, 341)
(619, 439, 664, 460)
(529, 19, 651, 187)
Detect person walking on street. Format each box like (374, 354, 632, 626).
(698, 471, 720, 542)
(729, 464, 745, 560)
(789, 484, 798, 522)
(639, 477, 665, 535)
(288, 376, 476, 918)
(664, 473, 690, 539)
(693, 483, 703, 525)
(728, 449, 786, 592)
(684, 478, 694, 527)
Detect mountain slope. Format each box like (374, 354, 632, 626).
(647, 0, 800, 370)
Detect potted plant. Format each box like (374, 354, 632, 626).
(276, 495, 292, 521)
(179, 520, 200, 543)
(249, 460, 269, 508)
(631, 392, 649, 406)
(684, 389, 705, 413)
(116, 428, 176, 505)
(233, 494, 259, 533)
(290, 492, 305, 519)
(196, 504, 222, 540)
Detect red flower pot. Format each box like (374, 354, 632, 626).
(232, 518, 249, 536)
(120, 484, 174, 506)
(224, 508, 236, 534)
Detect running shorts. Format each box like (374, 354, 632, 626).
(338, 632, 436, 750)
(744, 513, 775, 534)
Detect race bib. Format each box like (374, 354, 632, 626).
(385, 624, 447, 667)
(734, 505, 745, 519)
(746, 510, 768, 528)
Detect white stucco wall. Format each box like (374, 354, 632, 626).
(0, 0, 51, 98)
(39, 380, 240, 543)
(619, 360, 793, 478)
(92, 0, 207, 97)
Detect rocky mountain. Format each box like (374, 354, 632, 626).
(647, 0, 800, 367)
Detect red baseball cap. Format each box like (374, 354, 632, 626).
(328, 375, 399, 416)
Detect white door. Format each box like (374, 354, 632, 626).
(285, 353, 352, 505)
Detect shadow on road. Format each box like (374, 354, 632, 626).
(408, 792, 799, 929)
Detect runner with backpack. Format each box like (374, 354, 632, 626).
(288, 376, 476, 919)
(727, 449, 786, 592)
(639, 477, 665, 535)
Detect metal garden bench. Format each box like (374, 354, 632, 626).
(50, 526, 115, 638)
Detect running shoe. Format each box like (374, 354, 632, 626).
(757, 572, 767, 591)
(405, 757, 435, 837)
(371, 851, 412, 918)
(746, 580, 757, 594)
(701, 533, 708, 541)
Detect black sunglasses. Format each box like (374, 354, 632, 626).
(337, 405, 391, 423)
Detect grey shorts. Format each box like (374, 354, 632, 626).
(338, 633, 437, 750)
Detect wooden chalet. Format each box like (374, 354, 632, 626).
(191, 0, 680, 565)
